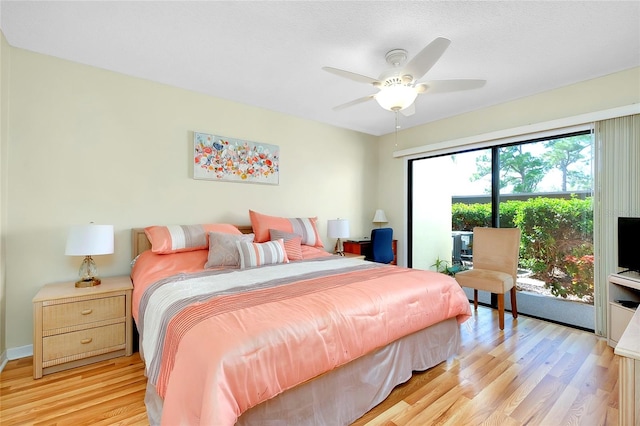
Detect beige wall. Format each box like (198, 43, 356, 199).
(5, 47, 378, 349)
(377, 67, 640, 266)
(0, 31, 8, 357)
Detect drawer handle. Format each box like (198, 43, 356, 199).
(81, 309, 93, 315)
(80, 338, 93, 344)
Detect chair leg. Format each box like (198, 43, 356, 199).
(473, 289, 478, 310)
(510, 287, 518, 319)
(497, 293, 505, 330)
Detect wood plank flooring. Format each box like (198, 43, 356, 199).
(0, 306, 619, 425)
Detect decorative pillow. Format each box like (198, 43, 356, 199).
(145, 224, 241, 254)
(269, 229, 303, 260)
(249, 210, 324, 247)
(236, 239, 289, 269)
(205, 232, 255, 268)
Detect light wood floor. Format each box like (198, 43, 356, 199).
(0, 306, 618, 425)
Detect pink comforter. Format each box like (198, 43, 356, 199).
(132, 256, 471, 425)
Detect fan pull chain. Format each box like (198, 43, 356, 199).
(394, 110, 400, 147)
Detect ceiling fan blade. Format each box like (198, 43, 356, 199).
(421, 79, 486, 94)
(401, 103, 415, 117)
(322, 67, 380, 85)
(332, 94, 376, 111)
(403, 37, 451, 81)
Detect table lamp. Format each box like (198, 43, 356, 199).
(327, 219, 350, 256)
(65, 224, 114, 287)
(372, 209, 388, 228)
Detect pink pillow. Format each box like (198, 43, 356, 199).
(249, 210, 324, 247)
(145, 224, 241, 254)
(269, 229, 303, 260)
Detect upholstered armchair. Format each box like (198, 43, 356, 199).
(454, 227, 521, 330)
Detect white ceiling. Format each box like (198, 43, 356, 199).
(1, 1, 639, 136)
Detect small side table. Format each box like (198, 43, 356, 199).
(32, 276, 133, 379)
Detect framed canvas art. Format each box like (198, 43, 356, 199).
(193, 132, 279, 185)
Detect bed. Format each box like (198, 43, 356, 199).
(130, 219, 471, 425)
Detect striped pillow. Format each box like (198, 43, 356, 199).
(249, 210, 324, 247)
(145, 224, 241, 254)
(269, 229, 303, 260)
(236, 239, 289, 269)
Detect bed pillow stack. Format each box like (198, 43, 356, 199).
(145, 214, 321, 270)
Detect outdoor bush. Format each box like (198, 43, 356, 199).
(563, 245, 594, 303)
(452, 200, 524, 230)
(499, 200, 524, 228)
(452, 203, 491, 230)
(514, 196, 593, 291)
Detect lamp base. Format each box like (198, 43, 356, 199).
(334, 238, 345, 256)
(75, 277, 101, 288)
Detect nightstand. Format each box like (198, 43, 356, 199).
(32, 275, 133, 379)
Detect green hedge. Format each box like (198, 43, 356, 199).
(452, 197, 593, 302)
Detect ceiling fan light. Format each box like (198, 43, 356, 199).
(375, 85, 418, 111)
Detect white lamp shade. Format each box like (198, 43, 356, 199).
(375, 85, 418, 111)
(65, 224, 114, 256)
(372, 209, 388, 224)
(327, 219, 350, 239)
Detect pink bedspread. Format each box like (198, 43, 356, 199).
(133, 255, 471, 425)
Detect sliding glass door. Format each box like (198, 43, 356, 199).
(409, 149, 490, 270)
(409, 131, 594, 329)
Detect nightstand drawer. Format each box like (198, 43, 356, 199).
(42, 323, 125, 363)
(42, 296, 125, 331)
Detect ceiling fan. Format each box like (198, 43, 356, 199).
(323, 37, 486, 116)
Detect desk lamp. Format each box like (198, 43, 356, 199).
(372, 209, 388, 228)
(327, 219, 350, 256)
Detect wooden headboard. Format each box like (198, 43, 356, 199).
(131, 226, 254, 259)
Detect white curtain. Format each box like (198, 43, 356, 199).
(593, 114, 640, 336)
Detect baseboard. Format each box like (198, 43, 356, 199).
(7, 344, 33, 360)
(0, 345, 33, 373)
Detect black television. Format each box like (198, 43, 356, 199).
(618, 217, 640, 273)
